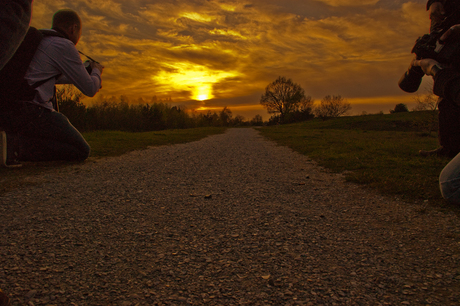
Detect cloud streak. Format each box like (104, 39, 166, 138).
(31, 0, 429, 117)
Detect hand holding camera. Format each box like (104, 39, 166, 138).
(411, 58, 441, 77)
(90, 61, 104, 74)
(399, 11, 460, 93)
(411, 25, 460, 76)
(80, 51, 104, 75)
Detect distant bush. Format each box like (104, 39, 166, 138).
(314, 95, 351, 120)
(390, 103, 409, 113)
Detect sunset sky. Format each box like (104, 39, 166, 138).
(31, 0, 431, 119)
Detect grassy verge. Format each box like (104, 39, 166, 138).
(0, 127, 226, 195)
(84, 127, 227, 158)
(259, 112, 452, 207)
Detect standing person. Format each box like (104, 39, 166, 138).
(0, 9, 104, 167)
(0, 0, 33, 70)
(0, 0, 33, 301)
(419, 0, 460, 157)
(412, 24, 460, 203)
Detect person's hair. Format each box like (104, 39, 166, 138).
(52, 9, 81, 30)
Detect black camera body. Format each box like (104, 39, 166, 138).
(413, 31, 460, 65)
(399, 11, 460, 93)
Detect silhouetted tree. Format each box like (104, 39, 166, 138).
(285, 96, 315, 123)
(260, 76, 306, 122)
(250, 114, 264, 126)
(413, 89, 437, 111)
(315, 95, 351, 119)
(219, 107, 232, 126)
(232, 115, 245, 126)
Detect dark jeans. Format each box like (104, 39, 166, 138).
(438, 98, 460, 157)
(0, 102, 90, 162)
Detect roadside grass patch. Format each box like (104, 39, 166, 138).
(259, 112, 450, 206)
(84, 127, 226, 158)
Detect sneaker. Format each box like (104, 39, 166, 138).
(0, 131, 21, 168)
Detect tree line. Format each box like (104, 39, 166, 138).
(57, 76, 354, 132)
(56, 86, 260, 132)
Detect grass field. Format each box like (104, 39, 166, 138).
(258, 111, 455, 207)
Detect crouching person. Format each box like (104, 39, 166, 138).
(0, 9, 103, 167)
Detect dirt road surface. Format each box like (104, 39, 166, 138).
(1, 128, 460, 305)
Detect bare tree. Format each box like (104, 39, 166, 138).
(412, 81, 437, 111)
(219, 106, 232, 126)
(314, 95, 351, 119)
(260, 76, 306, 120)
(413, 91, 438, 111)
(411, 84, 439, 135)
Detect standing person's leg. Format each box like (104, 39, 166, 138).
(420, 98, 460, 157)
(437, 98, 460, 157)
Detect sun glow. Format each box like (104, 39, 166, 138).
(181, 12, 213, 22)
(153, 62, 238, 101)
(198, 94, 209, 101)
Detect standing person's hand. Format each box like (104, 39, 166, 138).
(412, 57, 441, 76)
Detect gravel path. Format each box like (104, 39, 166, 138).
(1, 128, 460, 306)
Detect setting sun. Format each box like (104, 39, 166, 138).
(152, 61, 237, 101)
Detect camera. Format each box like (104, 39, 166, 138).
(84, 60, 93, 74)
(79, 51, 100, 75)
(399, 11, 460, 93)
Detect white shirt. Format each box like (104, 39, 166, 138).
(24, 30, 101, 110)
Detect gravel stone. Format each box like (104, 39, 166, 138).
(1, 128, 460, 305)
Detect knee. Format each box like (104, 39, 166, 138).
(439, 185, 460, 204)
(439, 170, 460, 204)
(76, 142, 90, 161)
(68, 139, 90, 161)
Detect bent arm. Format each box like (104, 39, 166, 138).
(0, 0, 33, 70)
(53, 40, 101, 97)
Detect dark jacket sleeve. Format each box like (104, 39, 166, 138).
(0, 0, 33, 71)
(433, 68, 460, 104)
